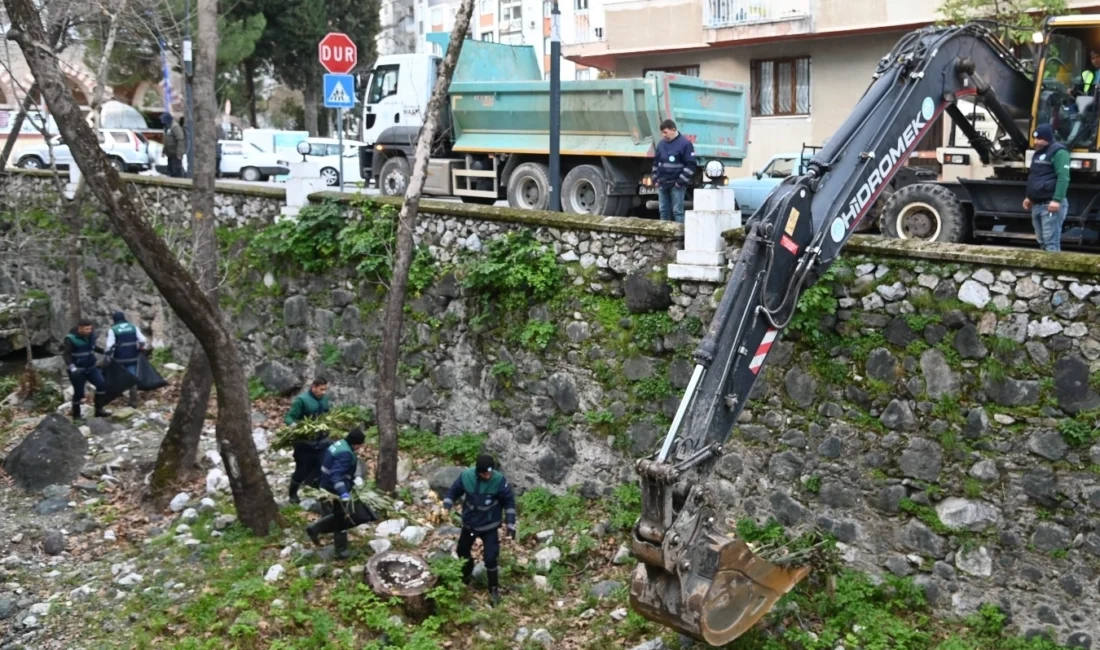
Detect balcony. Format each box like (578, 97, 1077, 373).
(567, 12, 605, 45)
(704, 0, 811, 29)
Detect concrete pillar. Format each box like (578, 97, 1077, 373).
(281, 160, 324, 219)
(667, 187, 741, 282)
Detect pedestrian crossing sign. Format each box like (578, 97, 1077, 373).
(323, 74, 356, 109)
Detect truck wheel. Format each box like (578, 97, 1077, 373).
(379, 157, 411, 197)
(562, 164, 611, 216)
(881, 183, 966, 243)
(507, 162, 551, 211)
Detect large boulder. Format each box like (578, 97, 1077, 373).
(0, 293, 51, 357)
(254, 360, 300, 396)
(3, 414, 88, 491)
(623, 271, 672, 314)
(1053, 353, 1100, 414)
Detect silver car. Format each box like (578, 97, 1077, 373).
(15, 129, 155, 173)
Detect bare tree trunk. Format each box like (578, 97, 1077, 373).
(303, 74, 319, 136)
(5, 0, 279, 535)
(243, 59, 258, 127)
(149, 0, 221, 505)
(376, 0, 475, 494)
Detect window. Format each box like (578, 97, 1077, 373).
(430, 7, 442, 24)
(574, 0, 588, 9)
(367, 65, 400, 104)
(482, 31, 494, 41)
(500, 0, 521, 23)
(643, 65, 700, 77)
(544, 36, 549, 53)
(761, 157, 796, 178)
(419, 20, 424, 34)
(576, 69, 592, 80)
(111, 132, 129, 144)
(751, 56, 810, 117)
(480, 0, 492, 13)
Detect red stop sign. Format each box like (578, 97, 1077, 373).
(318, 32, 357, 75)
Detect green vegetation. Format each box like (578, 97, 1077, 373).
(899, 498, 951, 535)
(247, 376, 272, 401)
(460, 230, 563, 313)
(396, 430, 486, 466)
(1058, 416, 1099, 448)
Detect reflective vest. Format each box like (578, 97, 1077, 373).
(111, 322, 140, 362)
(67, 331, 97, 369)
(1084, 70, 1096, 94)
(457, 468, 506, 532)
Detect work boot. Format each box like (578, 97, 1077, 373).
(461, 559, 474, 585)
(306, 522, 322, 547)
(71, 401, 82, 421)
(334, 531, 351, 560)
(288, 480, 302, 505)
(487, 567, 500, 606)
(93, 394, 112, 418)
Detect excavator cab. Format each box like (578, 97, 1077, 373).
(1032, 18, 1100, 150)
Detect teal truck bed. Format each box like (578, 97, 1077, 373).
(428, 34, 748, 170)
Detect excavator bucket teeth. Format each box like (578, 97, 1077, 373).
(698, 540, 810, 646)
(630, 539, 809, 646)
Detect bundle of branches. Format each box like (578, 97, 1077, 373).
(746, 533, 836, 568)
(300, 485, 397, 519)
(271, 405, 374, 450)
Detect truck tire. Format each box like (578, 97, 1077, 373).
(881, 183, 966, 243)
(562, 164, 612, 216)
(378, 157, 411, 197)
(507, 162, 551, 211)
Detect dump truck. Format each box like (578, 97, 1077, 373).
(358, 33, 748, 216)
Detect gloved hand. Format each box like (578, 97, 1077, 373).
(506, 525, 517, 540)
(339, 493, 351, 502)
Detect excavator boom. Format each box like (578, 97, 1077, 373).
(630, 23, 1036, 645)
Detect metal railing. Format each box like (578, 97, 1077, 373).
(704, 0, 811, 29)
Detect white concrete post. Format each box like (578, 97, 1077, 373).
(280, 160, 325, 220)
(667, 187, 741, 282)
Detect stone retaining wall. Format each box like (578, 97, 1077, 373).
(4, 170, 1100, 645)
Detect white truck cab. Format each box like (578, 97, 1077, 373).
(362, 53, 438, 151)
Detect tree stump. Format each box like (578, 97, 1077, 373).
(365, 551, 438, 620)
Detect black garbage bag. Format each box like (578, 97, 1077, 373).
(101, 359, 139, 403)
(134, 355, 168, 391)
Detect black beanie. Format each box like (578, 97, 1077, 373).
(476, 454, 495, 474)
(346, 428, 365, 445)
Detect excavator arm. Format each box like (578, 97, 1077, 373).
(629, 24, 1036, 646)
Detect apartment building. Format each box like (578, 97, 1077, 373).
(564, 0, 1100, 175)
(378, 0, 419, 56)
(412, 0, 606, 79)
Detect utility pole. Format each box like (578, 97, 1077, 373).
(549, 0, 561, 212)
(183, 0, 195, 179)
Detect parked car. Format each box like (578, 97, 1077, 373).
(218, 140, 289, 181)
(726, 152, 811, 216)
(303, 137, 366, 187)
(15, 129, 155, 173)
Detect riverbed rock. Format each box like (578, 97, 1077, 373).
(3, 414, 88, 491)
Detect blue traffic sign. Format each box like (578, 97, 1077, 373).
(323, 74, 355, 109)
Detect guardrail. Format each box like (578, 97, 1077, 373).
(703, 0, 811, 29)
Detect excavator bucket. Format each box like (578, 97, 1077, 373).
(630, 537, 810, 646)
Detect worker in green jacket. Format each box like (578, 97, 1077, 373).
(285, 377, 333, 504)
(1023, 124, 1069, 252)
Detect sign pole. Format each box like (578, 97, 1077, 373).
(338, 108, 344, 191)
(549, 0, 561, 212)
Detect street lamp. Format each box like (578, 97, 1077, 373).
(549, 0, 561, 212)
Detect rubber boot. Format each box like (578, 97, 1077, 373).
(288, 480, 302, 505)
(305, 522, 322, 547)
(333, 530, 351, 560)
(71, 400, 82, 421)
(487, 567, 501, 607)
(93, 393, 112, 418)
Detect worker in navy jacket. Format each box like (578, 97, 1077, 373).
(105, 311, 147, 407)
(305, 428, 376, 559)
(652, 118, 696, 224)
(444, 454, 517, 606)
(62, 318, 110, 420)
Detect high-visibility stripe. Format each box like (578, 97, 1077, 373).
(748, 328, 779, 375)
